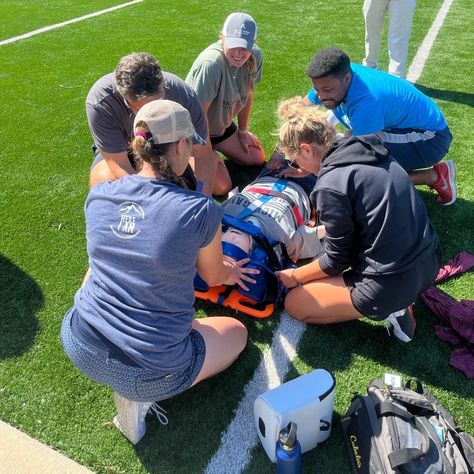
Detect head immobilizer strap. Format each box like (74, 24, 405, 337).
(194, 214, 294, 318)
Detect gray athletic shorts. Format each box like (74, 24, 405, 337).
(343, 245, 441, 320)
(61, 307, 206, 402)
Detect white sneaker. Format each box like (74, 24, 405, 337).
(113, 393, 169, 444)
(113, 393, 153, 444)
(385, 306, 416, 343)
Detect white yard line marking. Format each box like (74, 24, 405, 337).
(0, 0, 143, 46)
(407, 0, 454, 83)
(204, 313, 306, 474)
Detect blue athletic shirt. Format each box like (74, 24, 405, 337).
(306, 64, 447, 136)
(73, 175, 223, 372)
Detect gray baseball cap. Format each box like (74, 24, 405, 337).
(222, 12, 257, 51)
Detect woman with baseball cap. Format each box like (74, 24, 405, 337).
(186, 12, 265, 195)
(61, 100, 258, 444)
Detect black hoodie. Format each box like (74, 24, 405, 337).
(311, 135, 439, 276)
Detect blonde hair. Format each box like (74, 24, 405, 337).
(277, 98, 336, 158)
(130, 122, 187, 187)
(243, 53, 257, 83)
(277, 96, 307, 119)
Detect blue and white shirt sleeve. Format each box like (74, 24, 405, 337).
(306, 87, 321, 105)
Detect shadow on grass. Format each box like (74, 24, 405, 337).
(419, 191, 474, 258)
(415, 83, 474, 108)
(0, 254, 43, 359)
(132, 297, 278, 473)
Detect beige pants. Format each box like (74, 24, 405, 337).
(362, 0, 416, 78)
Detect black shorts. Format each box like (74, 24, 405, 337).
(210, 122, 238, 146)
(343, 244, 442, 320)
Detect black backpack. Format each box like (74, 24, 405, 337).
(342, 378, 474, 473)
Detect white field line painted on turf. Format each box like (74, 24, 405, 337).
(407, 0, 454, 83)
(0, 0, 143, 46)
(205, 312, 306, 474)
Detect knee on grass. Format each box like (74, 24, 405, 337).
(231, 319, 248, 353)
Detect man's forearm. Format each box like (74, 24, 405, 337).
(101, 150, 135, 178)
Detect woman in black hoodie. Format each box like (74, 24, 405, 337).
(275, 100, 441, 342)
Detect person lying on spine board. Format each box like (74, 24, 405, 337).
(221, 97, 326, 261)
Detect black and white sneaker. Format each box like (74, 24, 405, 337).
(385, 305, 416, 343)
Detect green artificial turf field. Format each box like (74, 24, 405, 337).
(0, 1, 473, 472)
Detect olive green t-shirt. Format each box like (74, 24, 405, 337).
(186, 41, 263, 137)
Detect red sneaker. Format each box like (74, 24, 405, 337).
(431, 160, 456, 205)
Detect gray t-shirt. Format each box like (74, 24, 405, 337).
(74, 175, 222, 372)
(222, 177, 322, 259)
(86, 72, 208, 154)
(185, 41, 263, 137)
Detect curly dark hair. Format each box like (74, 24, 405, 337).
(115, 52, 164, 101)
(306, 47, 351, 80)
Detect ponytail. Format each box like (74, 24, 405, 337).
(131, 123, 188, 187)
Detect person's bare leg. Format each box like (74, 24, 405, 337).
(213, 156, 232, 196)
(214, 131, 265, 166)
(284, 276, 363, 324)
(191, 317, 247, 386)
(408, 168, 438, 186)
(188, 153, 231, 196)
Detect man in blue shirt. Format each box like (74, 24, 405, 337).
(304, 47, 455, 205)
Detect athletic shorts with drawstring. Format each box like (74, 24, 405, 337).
(343, 244, 442, 321)
(60, 307, 206, 402)
(377, 126, 452, 171)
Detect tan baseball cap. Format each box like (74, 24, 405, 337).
(133, 99, 206, 145)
